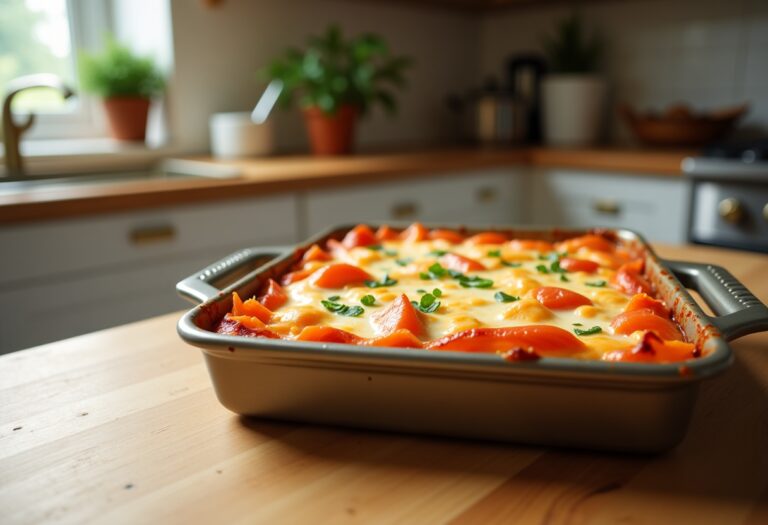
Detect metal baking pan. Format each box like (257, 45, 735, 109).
(177, 224, 768, 452)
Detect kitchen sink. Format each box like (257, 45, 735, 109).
(0, 162, 242, 194)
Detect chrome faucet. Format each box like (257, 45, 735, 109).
(2, 74, 75, 179)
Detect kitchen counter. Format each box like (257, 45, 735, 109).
(1, 243, 766, 524)
(0, 147, 693, 224)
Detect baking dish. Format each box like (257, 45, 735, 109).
(177, 224, 768, 452)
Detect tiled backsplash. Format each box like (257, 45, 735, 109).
(480, 0, 768, 143)
(167, 0, 766, 151)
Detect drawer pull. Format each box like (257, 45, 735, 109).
(391, 202, 419, 220)
(130, 225, 176, 245)
(476, 187, 497, 203)
(593, 199, 621, 215)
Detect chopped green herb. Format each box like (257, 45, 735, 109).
(429, 249, 448, 257)
(395, 258, 412, 267)
(384, 249, 398, 257)
(361, 295, 376, 306)
(459, 276, 494, 288)
(432, 288, 442, 297)
(487, 249, 501, 257)
(494, 291, 520, 303)
(559, 274, 570, 282)
(421, 263, 448, 280)
(536, 264, 550, 274)
(327, 295, 340, 301)
(501, 260, 522, 268)
(416, 289, 427, 294)
(412, 293, 440, 313)
(365, 274, 398, 288)
(367, 244, 383, 251)
(550, 260, 566, 273)
(573, 322, 583, 326)
(574, 326, 602, 336)
(321, 300, 364, 317)
(585, 280, 607, 287)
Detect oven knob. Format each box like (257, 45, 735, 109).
(718, 198, 744, 224)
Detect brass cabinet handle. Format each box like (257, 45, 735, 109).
(391, 202, 419, 220)
(476, 186, 497, 203)
(129, 224, 176, 245)
(592, 199, 621, 215)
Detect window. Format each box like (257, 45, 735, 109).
(0, 0, 110, 139)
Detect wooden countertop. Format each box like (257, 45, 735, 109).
(0, 147, 693, 225)
(1, 243, 766, 524)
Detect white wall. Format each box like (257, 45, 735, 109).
(479, 0, 768, 144)
(166, 0, 480, 152)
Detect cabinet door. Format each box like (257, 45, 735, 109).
(0, 250, 223, 353)
(0, 194, 298, 287)
(303, 169, 524, 236)
(531, 170, 690, 243)
(0, 194, 299, 353)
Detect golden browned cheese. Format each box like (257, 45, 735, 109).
(258, 233, 661, 358)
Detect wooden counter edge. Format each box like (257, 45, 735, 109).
(0, 147, 693, 225)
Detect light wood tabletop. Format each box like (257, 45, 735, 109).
(1, 243, 766, 524)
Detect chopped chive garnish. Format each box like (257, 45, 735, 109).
(367, 244, 383, 251)
(574, 326, 602, 336)
(412, 293, 440, 313)
(560, 274, 569, 282)
(365, 274, 397, 288)
(384, 249, 398, 257)
(501, 260, 522, 268)
(361, 295, 376, 306)
(550, 260, 566, 273)
(487, 249, 501, 257)
(395, 258, 412, 266)
(573, 322, 583, 326)
(416, 289, 427, 294)
(429, 249, 448, 257)
(536, 264, 550, 274)
(421, 263, 448, 280)
(458, 276, 494, 288)
(585, 280, 607, 287)
(321, 300, 364, 317)
(494, 291, 520, 303)
(432, 288, 442, 297)
(327, 295, 340, 301)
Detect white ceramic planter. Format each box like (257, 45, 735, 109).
(542, 75, 606, 147)
(209, 112, 274, 158)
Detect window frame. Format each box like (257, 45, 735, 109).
(14, 0, 112, 140)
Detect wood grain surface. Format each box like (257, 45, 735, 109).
(0, 147, 691, 225)
(1, 243, 766, 524)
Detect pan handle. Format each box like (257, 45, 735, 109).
(664, 260, 768, 340)
(177, 246, 290, 304)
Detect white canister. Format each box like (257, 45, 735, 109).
(542, 75, 606, 147)
(209, 112, 274, 158)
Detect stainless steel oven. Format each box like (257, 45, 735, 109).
(684, 141, 768, 253)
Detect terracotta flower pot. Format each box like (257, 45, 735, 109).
(303, 105, 358, 156)
(103, 97, 151, 141)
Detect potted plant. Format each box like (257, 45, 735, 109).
(541, 14, 605, 146)
(79, 38, 165, 141)
(264, 25, 412, 155)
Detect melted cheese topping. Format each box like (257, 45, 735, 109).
(273, 238, 643, 358)
(218, 226, 698, 363)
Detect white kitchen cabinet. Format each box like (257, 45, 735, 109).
(303, 169, 526, 236)
(530, 169, 691, 244)
(0, 194, 298, 353)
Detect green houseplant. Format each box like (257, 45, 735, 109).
(541, 14, 606, 146)
(264, 25, 412, 155)
(79, 38, 165, 141)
